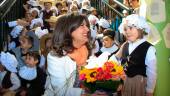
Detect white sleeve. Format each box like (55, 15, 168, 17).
(9, 73, 21, 91)
(47, 53, 82, 96)
(39, 55, 46, 68)
(40, 12, 43, 19)
(47, 53, 66, 95)
(145, 46, 157, 93)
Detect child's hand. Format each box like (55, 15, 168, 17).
(117, 84, 123, 91)
(91, 90, 108, 96)
(146, 93, 153, 96)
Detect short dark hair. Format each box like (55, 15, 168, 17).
(103, 29, 115, 40)
(20, 35, 34, 46)
(55, 2, 62, 7)
(81, 9, 90, 15)
(26, 51, 40, 65)
(51, 12, 92, 57)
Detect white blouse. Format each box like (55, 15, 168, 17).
(44, 52, 82, 96)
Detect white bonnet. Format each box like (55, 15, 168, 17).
(30, 8, 40, 16)
(97, 18, 110, 29)
(124, 14, 150, 33)
(88, 14, 99, 25)
(0, 52, 18, 72)
(27, 0, 40, 7)
(10, 25, 23, 38)
(19, 66, 37, 80)
(122, 10, 128, 14)
(82, 0, 90, 7)
(30, 18, 43, 29)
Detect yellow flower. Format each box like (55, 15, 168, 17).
(80, 68, 97, 83)
(116, 65, 124, 74)
(86, 74, 97, 83)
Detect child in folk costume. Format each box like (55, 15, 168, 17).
(0, 52, 20, 96)
(39, 0, 55, 29)
(95, 29, 119, 57)
(116, 14, 157, 96)
(17, 51, 46, 96)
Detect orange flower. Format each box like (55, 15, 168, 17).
(79, 60, 125, 82)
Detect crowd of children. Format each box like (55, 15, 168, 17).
(0, 0, 157, 96)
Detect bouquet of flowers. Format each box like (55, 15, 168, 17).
(79, 52, 125, 94)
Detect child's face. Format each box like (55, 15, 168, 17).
(25, 55, 38, 68)
(19, 37, 32, 49)
(92, 10, 97, 16)
(102, 36, 114, 48)
(129, 0, 139, 8)
(124, 26, 140, 42)
(62, 1, 67, 7)
(57, 5, 63, 10)
(71, 6, 78, 12)
(25, 13, 33, 23)
(31, 10, 38, 18)
(44, 2, 52, 10)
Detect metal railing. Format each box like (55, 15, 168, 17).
(91, 0, 132, 19)
(0, 0, 24, 51)
(91, 0, 131, 43)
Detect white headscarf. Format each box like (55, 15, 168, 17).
(30, 8, 40, 17)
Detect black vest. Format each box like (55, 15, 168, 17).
(19, 67, 47, 96)
(42, 10, 53, 30)
(121, 41, 152, 77)
(42, 10, 53, 20)
(2, 71, 13, 88)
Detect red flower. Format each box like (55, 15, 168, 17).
(79, 74, 86, 80)
(97, 67, 103, 72)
